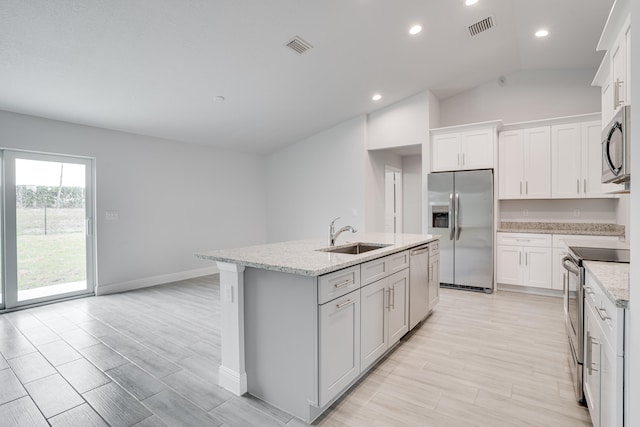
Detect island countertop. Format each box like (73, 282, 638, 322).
(195, 232, 440, 276)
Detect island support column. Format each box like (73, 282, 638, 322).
(216, 262, 247, 395)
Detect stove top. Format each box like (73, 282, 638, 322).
(569, 246, 630, 263)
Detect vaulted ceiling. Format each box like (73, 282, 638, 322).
(0, 0, 614, 154)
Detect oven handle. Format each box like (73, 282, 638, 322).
(561, 256, 580, 275)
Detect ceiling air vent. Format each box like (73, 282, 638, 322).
(467, 16, 495, 37)
(285, 36, 313, 54)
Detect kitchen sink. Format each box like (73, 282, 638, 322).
(316, 242, 391, 255)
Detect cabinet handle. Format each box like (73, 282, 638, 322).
(385, 288, 390, 311)
(614, 78, 625, 108)
(390, 285, 395, 309)
(583, 178, 587, 194)
(526, 181, 528, 195)
(336, 299, 355, 309)
(457, 153, 460, 166)
(586, 333, 592, 374)
(591, 337, 600, 373)
(597, 307, 611, 321)
(519, 252, 522, 265)
(333, 279, 353, 289)
(525, 252, 528, 266)
(520, 181, 522, 195)
(577, 179, 580, 194)
(585, 286, 595, 295)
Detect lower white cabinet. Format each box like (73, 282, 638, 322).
(497, 233, 552, 289)
(428, 244, 440, 311)
(319, 289, 361, 407)
(360, 269, 409, 372)
(583, 270, 625, 427)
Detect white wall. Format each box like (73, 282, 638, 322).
(402, 155, 422, 233)
(628, 2, 638, 425)
(500, 199, 618, 224)
(265, 116, 366, 242)
(438, 68, 601, 127)
(0, 110, 267, 294)
(367, 91, 430, 150)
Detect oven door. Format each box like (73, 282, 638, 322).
(562, 255, 584, 363)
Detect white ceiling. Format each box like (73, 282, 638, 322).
(0, 0, 613, 154)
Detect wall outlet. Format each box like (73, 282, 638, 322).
(573, 209, 580, 217)
(105, 210, 119, 221)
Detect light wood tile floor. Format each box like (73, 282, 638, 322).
(0, 276, 591, 426)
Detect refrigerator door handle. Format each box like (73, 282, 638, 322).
(455, 193, 461, 240)
(449, 192, 455, 240)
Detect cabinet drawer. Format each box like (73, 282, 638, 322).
(318, 265, 361, 304)
(361, 251, 409, 286)
(552, 234, 620, 249)
(497, 232, 551, 247)
(584, 270, 624, 356)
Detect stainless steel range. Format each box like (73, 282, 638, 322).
(562, 246, 629, 404)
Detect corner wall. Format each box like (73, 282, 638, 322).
(438, 68, 601, 126)
(265, 116, 367, 242)
(0, 110, 267, 294)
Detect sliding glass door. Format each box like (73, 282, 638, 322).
(2, 151, 95, 308)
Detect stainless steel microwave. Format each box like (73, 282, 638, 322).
(602, 105, 631, 184)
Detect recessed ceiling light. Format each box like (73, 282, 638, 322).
(535, 29, 549, 37)
(372, 94, 382, 101)
(465, 0, 479, 6)
(409, 25, 422, 35)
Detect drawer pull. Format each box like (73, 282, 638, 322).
(597, 307, 611, 321)
(336, 299, 355, 309)
(584, 286, 595, 295)
(333, 279, 353, 289)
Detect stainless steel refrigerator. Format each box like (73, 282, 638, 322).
(427, 169, 493, 291)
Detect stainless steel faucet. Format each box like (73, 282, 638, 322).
(329, 217, 357, 246)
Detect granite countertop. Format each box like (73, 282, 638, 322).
(498, 222, 625, 236)
(583, 261, 629, 309)
(195, 232, 440, 276)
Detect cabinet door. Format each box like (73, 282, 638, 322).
(582, 121, 605, 197)
(387, 269, 409, 346)
(360, 279, 388, 372)
(498, 130, 524, 199)
(496, 246, 522, 285)
(523, 126, 551, 198)
(523, 247, 552, 289)
(551, 124, 582, 198)
(600, 341, 621, 427)
(625, 25, 631, 104)
(431, 133, 461, 172)
(460, 129, 494, 170)
(428, 256, 440, 311)
(611, 30, 627, 109)
(318, 290, 361, 407)
(584, 302, 602, 427)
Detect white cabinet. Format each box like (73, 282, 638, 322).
(430, 123, 498, 172)
(583, 270, 625, 427)
(360, 269, 409, 372)
(498, 127, 550, 199)
(551, 120, 606, 198)
(318, 289, 361, 407)
(496, 233, 552, 289)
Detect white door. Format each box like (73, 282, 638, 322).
(523, 247, 552, 289)
(318, 290, 361, 407)
(387, 269, 409, 346)
(2, 151, 95, 309)
(431, 134, 460, 172)
(551, 124, 582, 198)
(460, 129, 493, 169)
(498, 130, 524, 199)
(428, 255, 440, 311)
(497, 246, 522, 285)
(523, 126, 551, 198)
(384, 167, 402, 233)
(360, 279, 388, 371)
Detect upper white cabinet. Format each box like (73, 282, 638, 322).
(430, 122, 500, 172)
(551, 120, 605, 198)
(499, 127, 550, 199)
(592, 0, 630, 125)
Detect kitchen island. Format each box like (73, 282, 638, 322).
(195, 232, 439, 422)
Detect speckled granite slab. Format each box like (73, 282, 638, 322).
(583, 261, 629, 308)
(498, 222, 625, 236)
(195, 232, 440, 276)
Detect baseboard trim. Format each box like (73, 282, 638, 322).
(96, 266, 219, 296)
(497, 283, 563, 298)
(218, 365, 247, 396)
